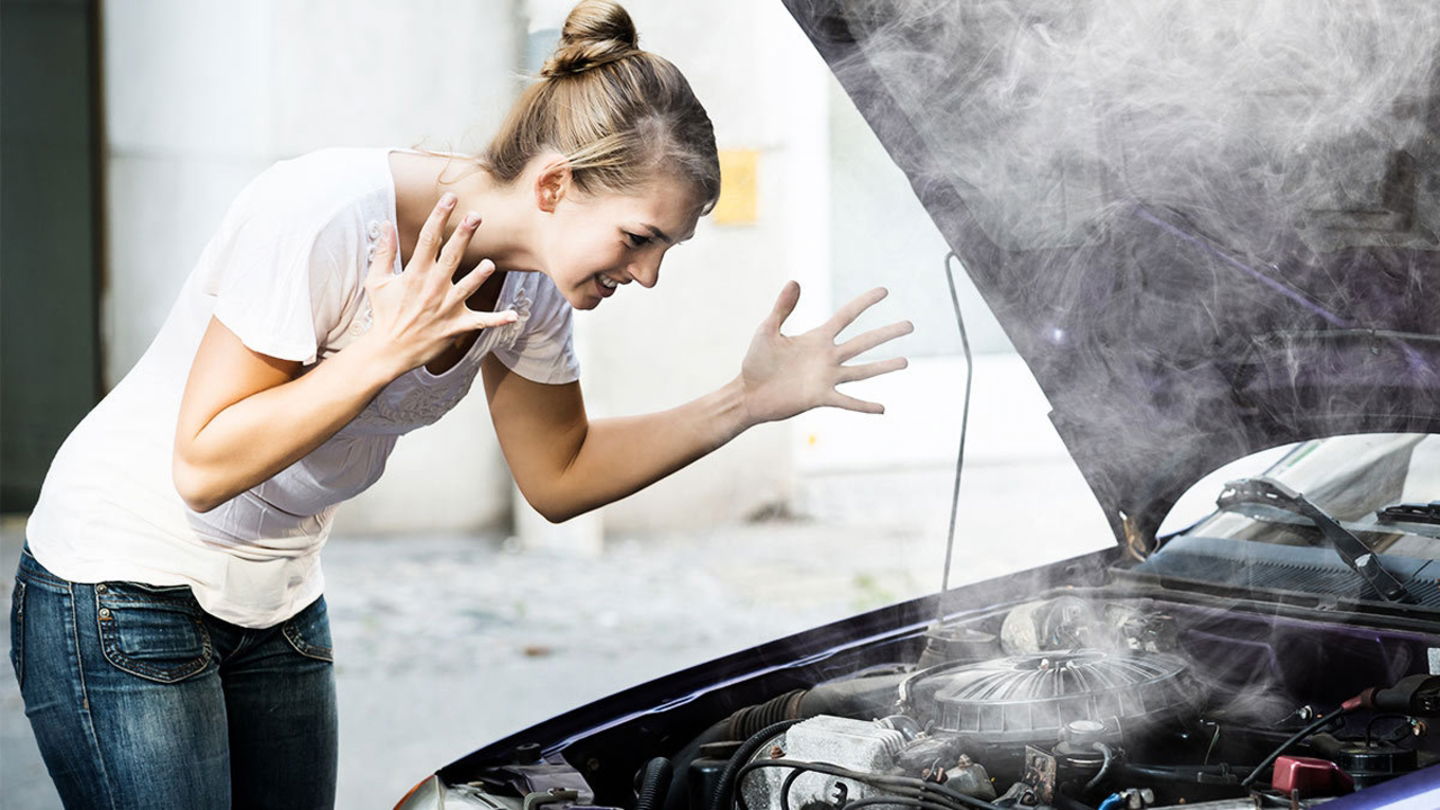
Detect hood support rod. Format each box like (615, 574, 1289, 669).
(939, 252, 975, 616)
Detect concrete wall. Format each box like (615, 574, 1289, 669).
(102, 0, 523, 533)
(561, 0, 834, 532)
(101, 0, 1106, 540)
(100, 0, 838, 536)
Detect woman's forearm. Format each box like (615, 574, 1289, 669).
(173, 333, 404, 513)
(507, 285, 910, 523)
(535, 377, 757, 522)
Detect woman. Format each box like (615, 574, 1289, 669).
(9, 1, 911, 806)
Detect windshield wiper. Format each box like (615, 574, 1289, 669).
(1217, 477, 1415, 604)
(1378, 502, 1440, 527)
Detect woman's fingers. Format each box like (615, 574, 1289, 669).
(471, 308, 519, 330)
(437, 210, 481, 276)
(412, 192, 458, 269)
(765, 280, 801, 333)
(451, 258, 497, 303)
(836, 319, 914, 362)
(824, 287, 888, 337)
(837, 356, 908, 384)
(827, 391, 885, 415)
(451, 258, 514, 332)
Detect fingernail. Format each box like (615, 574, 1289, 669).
(441, 192, 456, 207)
(463, 212, 480, 227)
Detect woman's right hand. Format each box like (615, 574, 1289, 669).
(362, 192, 517, 374)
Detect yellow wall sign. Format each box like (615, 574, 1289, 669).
(713, 149, 759, 225)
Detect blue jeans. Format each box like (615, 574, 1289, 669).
(9, 544, 338, 809)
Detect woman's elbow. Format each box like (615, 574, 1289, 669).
(518, 485, 582, 524)
(171, 456, 224, 513)
(531, 498, 578, 525)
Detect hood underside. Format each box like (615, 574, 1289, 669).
(782, 0, 1440, 545)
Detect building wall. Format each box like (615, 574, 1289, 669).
(563, 0, 835, 532)
(100, 0, 844, 535)
(102, 0, 523, 533)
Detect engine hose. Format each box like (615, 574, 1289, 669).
(727, 690, 809, 740)
(662, 696, 810, 810)
(636, 757, 674, 810)
(709, 719, 803, 810)
(1084, 742, 1115, 793)
(1118, 763, 1238, 783)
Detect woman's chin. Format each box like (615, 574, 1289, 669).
(568, 291, 600, 311)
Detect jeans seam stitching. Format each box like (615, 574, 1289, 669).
(12, 581, 25, 690)
(17, 563, 70, 591)
(73, 584, 118, 809)
(282, 621, 333, 662)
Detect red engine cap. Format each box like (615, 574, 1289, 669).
(1272, 755, 1355, 798)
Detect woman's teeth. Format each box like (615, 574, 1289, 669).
(594, 275, 617, 300)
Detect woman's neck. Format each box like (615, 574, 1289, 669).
(388, 150, 541, 275)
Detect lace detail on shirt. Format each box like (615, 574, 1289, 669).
(340, 245, 532, 437)
(493, 284, 531, 346)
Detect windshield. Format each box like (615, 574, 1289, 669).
(1183, 433, 1440, 559)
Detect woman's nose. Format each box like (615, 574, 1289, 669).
(629, 254, 662, 288)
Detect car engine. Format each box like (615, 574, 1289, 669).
(413, 589, 1438, 810)
(673, 595, 1436, 810)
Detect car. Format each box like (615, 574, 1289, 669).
(396, 2, 1440, 808)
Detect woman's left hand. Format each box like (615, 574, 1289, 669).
(738, 281, 913, 425)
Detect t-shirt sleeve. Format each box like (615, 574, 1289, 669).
(490, 276, 582, 384)
(199, 162, 361, 366)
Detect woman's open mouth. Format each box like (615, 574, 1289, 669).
(594, 275, 618, 298)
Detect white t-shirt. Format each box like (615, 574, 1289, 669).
(27, 147, 580, 628)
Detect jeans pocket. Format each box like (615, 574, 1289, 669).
(9, 580, 25, 690)
(96, 582, 213, 684)
(281, 596, 334, 663)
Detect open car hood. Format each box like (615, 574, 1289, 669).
(782, 0, 1440, 547)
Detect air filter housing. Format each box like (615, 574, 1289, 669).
(914, 650, 1196, 745)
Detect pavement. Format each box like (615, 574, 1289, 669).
(0, 462, 1110, 809)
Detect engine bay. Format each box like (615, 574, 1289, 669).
(672, 596, 1437, 810)
(414, 583, 1440, 810)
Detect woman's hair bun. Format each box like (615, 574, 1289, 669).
(540, 0, 640, 78)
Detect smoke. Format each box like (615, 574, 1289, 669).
(785, 0, 1440, 542)
(829, 0, 1438, 254)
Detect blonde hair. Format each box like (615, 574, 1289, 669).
(482, 0, 720, 213)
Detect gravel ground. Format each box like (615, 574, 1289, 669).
(0, 463, 1108, 808)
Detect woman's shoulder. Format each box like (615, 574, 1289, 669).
(218, 147, 393, 252)
(238, 147, 390, 213)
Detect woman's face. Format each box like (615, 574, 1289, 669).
(537, 174, 703, 311)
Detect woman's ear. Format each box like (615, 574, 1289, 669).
(535, 159, 572, 213)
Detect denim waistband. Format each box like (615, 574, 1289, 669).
(16, 544, 78, 593)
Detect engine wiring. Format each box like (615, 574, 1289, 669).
(1239, 707, 1349, 787)
(1365, 713, 1422, 748)
(733, 758, 1003, 810)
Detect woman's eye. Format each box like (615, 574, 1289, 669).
(624, 232, 650, 248)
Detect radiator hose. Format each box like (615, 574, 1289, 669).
(636, 757, 674, 810)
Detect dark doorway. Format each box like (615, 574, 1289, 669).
(1, 0, 104, 511)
